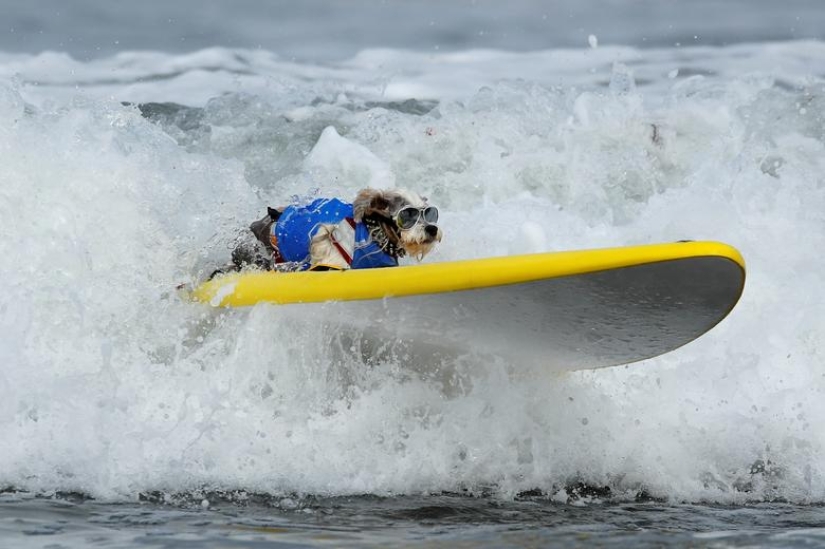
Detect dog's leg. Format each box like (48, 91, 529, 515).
(231, 238, 271, 270)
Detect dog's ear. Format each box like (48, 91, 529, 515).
(353, 188, 391, 221)
(267, 206, 282, 222)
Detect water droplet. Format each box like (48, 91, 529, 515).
(588, 34, 598, 49)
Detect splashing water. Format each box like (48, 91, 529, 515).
(0, 42, 824, 505)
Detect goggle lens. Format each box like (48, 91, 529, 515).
(422, 206, 439, 224)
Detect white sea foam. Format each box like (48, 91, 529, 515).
(0, 42, 823, 502)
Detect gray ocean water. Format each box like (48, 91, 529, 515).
(3, 0, 824, 60)
(6, 493, 825, 548)
(3, 1, 825, 547)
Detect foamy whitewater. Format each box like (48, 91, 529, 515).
(1, 40, 824, 508)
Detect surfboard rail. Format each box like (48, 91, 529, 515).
(189, 241, 745, 308)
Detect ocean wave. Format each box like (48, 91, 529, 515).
(0, 43, 823, 502)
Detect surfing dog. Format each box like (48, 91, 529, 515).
(219, 188, 442, 276)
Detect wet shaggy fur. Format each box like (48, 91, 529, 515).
(220, 188, 441, 275)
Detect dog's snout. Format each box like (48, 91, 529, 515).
(425, 225, 439, 238)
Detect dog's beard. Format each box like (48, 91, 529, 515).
(399, 224, 442, 261)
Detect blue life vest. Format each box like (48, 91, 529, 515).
(273, 198, 398, 270)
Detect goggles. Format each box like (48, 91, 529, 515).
(395, 206, 439, 229)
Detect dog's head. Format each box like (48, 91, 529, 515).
(353, 188, 442, 261)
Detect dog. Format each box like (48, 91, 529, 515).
(216, 188, 442, 276)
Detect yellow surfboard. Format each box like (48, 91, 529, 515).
(188, 241, 745, 370)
